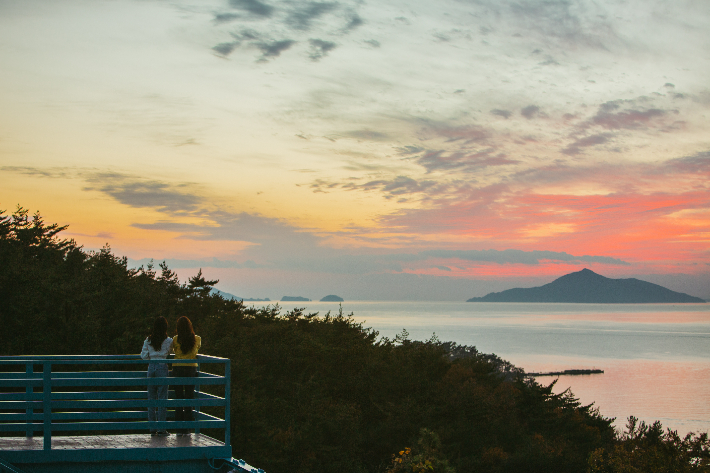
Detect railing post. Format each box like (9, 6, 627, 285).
(43, 361, 51, 451)
(25, 362, 33, 438)
(224, 359, 231, 447)
(194, 361, 201, 435)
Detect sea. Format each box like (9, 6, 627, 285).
(246, 300, 710, 437)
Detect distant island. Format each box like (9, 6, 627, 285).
(281, 296, 311, 302)
(467, 268, 705, 303)
(527, 369, 604, 377)
(210, 288, 270, 301)
(320, 295, 344, 302)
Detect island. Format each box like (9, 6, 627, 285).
(210, 288, 270, 301)
(320, 295, 344, 302)
(527, 369, 604, 377)
(281, 296, 312, 302)
(467, 268, 705, 303)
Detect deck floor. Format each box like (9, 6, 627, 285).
(0, 433, 224, 451)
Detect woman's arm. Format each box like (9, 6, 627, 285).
(140, 338, 151, 360)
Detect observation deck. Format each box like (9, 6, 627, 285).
(0, 355, 260, 473)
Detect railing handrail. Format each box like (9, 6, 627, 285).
(0, 354, 225, 364)
(0, 355, 231, 454)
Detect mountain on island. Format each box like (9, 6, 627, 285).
(467, 269, 705, 303)
(281, 296, 311, 302)
(320, 295, 344, 302)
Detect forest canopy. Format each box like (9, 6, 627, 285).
(1, 206, 708, 473)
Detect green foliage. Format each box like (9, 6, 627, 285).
(588, 416, 710, 472)
(386, 429, 455, 473)
(2, 206, 706, 473)
(0, 206, 225, 355)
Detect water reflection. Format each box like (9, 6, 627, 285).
(248, 301, 710, 435)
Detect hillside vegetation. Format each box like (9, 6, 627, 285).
(1, 206, 708, 473)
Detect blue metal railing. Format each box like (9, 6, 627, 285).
(0, 355, 231, 459)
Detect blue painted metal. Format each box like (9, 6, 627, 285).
(0, 456, 29, 473)
(0, 355, 232, 465)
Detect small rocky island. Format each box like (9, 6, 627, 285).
(281, 296, 311, 302)
(320, 295, 344, 302)
(467, 268, 705, 303)
(211, 288, 270, 301)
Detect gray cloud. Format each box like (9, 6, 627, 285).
(562, 133, 613, 155)
(0, 166, 70, 178)
(212, 41, 239, 56)
(256, 39, 296, 59)
(128, 257, 266, 269)
(1, 168, 205, 215)
(83, 174, 203, 213)
(503, 0, 620, 50)
(396, 145, 424, 155)
(259, 247, 631, 276)
(658, 151, 710, 175)
(416, 149, 518, 173)
(420, 249, 630, 266)
(364, 39, 380, 48)
(427, 123, 489, 144)
(343, 13, 363, 31)
(591, 100, 666, 130)
(213, 13, 240, 24)
(235, 29, 261, 41)
(312, 175, 442, 199)
(228, 0, 274, 17)
(491, 109, 512, 119)
(286, 2, 338, 31)
(521, 105, 540, 119)
(538, 55, 559, 66)
(308, 38, 336, 60)
(345, 129, 389, 141)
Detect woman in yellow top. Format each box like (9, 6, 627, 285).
(170, 316, 201, 437)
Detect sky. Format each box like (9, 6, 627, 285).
(1, 0, 709, 300)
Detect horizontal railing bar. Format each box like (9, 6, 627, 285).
(0, 354, 225, 360)
(52, 391, 149, 400)
(0, 393, 224, 406)
(0, 418, 227, 432)
(49, 420, 225, 432)
(51, 371, 148, 378)
(0, 379, 43, 387)
(145, 419, 225, 430)
(0, 423, 42, 432)
(0, 413, 44, 421)
(1, 390, 219, 402)
(51, 410, 153, 421)
(0, 399, 223, 409)
(0, 373, 36, 379)
(0, 401, 44, 408)
(0, 358, 225, 365)
(49, 377, 224, 387)
(0, 392, 43, 401)
(51, 399, 225, 409)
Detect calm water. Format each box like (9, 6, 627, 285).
(249, 301, 710, 436)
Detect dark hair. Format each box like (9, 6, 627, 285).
(176, 316, 196, 353)
(149, 316, 168, 351)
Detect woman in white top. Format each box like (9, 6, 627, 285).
(140, 316, 173, 436)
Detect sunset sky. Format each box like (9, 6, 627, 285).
(1, 0, 709, 300)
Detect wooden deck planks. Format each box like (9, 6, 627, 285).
(0, 433, 224, 452)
